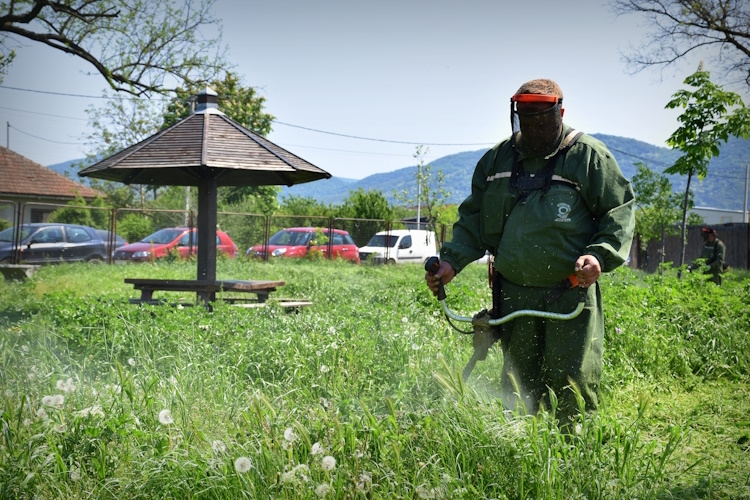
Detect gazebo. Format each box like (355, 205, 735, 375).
(79, 88, 331, 303)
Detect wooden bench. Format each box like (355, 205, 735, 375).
(125, 278, 286, 306)
(0, 264, 40, 281)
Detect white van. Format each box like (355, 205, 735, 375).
(359, 229, 438, 264)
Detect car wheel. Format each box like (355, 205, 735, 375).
(87, 256, 104, 264)
(387, 258, 396, 265)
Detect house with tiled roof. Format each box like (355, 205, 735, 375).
(0, 146, 104, 224)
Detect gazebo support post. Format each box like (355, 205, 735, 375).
(197, 175, 218, 303)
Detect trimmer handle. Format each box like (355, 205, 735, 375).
(425, 256, 447, 301)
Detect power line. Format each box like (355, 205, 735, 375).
(0, 105, 88, 121)
(272, 120, 496, 147)
(8, 124, 93, 145)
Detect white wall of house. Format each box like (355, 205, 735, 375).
(691, 206, 749, 225)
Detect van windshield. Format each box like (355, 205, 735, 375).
(367, 234, 399, 248)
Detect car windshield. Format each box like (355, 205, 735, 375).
(140, 228, 185, 244)
(268, 230, 313, 246)
(0, 226, 35, 242)
(367, 234, 399, 248)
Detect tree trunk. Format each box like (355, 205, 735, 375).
(677, 169, 694, 278)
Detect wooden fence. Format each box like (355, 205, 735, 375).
(630, 223, 749, 273)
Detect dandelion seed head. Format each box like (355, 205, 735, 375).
(128, 358, 135, 366)
(41, 395, 55, 406)
(319, 365, 330, 374)
(76, 405, 104, 418)
(212, 440, 227, 454)
(401, 317, 409, 323)
(315, 483, 332, 497)
(284, 427, 297, 442)
(36, 408, 48, 419)
(356, 471, 372, 491)
(69, 467, 80, 482)
(311, 442, 324, 455)
(411, 343, 420, 351)
(158, 409, 174, 425)
(234, 456, 252, 473)
(21, 345, 28, 352)
(321, 455, 336, 471)
(57, 378, 75, 393)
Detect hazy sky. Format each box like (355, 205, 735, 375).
(1, 0, 742, 180)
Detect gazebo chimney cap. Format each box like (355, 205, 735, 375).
(194, 86, 224, 115)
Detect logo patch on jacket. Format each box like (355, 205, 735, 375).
(555, 203, 571, 222)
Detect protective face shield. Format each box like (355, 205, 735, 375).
(510, 94, 564, 157)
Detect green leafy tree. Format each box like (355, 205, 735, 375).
(334, 188, 396, 221)
(49, 195, 109, 229)
(665, 66, 750, 270)
(278, 195, 330, 218)
(161, 72, 275, 133)
(0, 49, 14, 83)
(0, 0, 228, 95)
(631, 163, 703, 267)
(117, 213, 154, 243)
(612, 0, 750, 87)
(394, 146, 451, 246)
(81, 95, 166, 208)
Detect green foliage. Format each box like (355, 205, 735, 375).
(333, 188, 396, 221)
(278, 194, 331, 217)
(0, 262, 748, 498)
(161, 71, 275, 134)
(0, 217, 12, 232)
(117, 214, 154, 243)
(665, 68, 750, 268)
(48, 195, 111, 229)
(632, 163, 703, 251)
(0, 49, 14, 83)
(666, 69, 750, 180)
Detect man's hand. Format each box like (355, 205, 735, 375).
(574, 255, 601, 288)
(425, 260, 456, 295)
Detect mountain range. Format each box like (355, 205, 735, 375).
(48, 134, 750, 211)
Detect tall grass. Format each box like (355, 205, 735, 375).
(1, 260, 748, 498)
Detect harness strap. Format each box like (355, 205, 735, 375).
(507, 129, 584, 204)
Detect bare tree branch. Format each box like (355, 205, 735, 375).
(611, 0, 750, 87)
(0, 0, 230, 95)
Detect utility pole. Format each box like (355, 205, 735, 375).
(416, 162, 421, 230)
(6, 122, 9, 149)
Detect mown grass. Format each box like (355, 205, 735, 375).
(1, 258, 748, 499)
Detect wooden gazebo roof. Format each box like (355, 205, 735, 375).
(79, 105, 330, 187)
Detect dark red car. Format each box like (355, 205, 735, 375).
(114, 227, 237, 262)
(246, 227, 360, 263)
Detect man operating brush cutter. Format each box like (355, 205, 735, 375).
(425, 79, 635, 428)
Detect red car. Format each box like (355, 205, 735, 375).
(246, 227, 360, 264)
(114, 227, 237, 262)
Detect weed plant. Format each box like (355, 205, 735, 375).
(0, 259, 748, 498)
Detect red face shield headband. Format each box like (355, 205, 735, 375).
(510, 94, 564, 134)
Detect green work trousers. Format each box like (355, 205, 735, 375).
(493, 276, 604, 426)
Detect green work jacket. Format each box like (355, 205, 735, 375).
(441, 125, 636, 287)
(700, 239, 726, 276)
